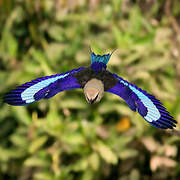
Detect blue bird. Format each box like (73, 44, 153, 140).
(3, 51, 177, 129)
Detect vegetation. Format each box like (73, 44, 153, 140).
(0, 0, 180, 179)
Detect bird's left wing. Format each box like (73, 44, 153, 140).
(3, 67, 85, 106)
(106, 73, 177, 129)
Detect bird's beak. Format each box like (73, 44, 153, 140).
(86, 90, 99, 104)
(89, 99, 94, 104)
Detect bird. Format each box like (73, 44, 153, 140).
(3, 51, 177, 129)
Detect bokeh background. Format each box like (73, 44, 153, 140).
(0, 0, 180, 179)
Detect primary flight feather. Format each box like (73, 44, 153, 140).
(3, 51, 177, 129)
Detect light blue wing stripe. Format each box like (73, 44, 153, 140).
(21, 73, 69, 103)
(26, 99, 34, 103)
(120, 80, 161, 122)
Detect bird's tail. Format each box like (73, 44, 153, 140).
(90, 52, 112, 65)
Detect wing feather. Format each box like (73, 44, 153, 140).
(3, 67, 85, 106)
(106, 74, 177, 129)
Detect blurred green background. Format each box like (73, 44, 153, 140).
(0, 0, 180, 179)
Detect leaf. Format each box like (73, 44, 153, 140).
(6, 33, 18, 58)
(72, 158, 88, 171)
(0, 147, 26, 161)
(129, 169, 140, 180)
(99, 101, 132, 115)
(34, 172, 53, 180)
(30, 48, 53, 75)
(61, 96, 87, 109)
(150, 156, 177, 171)
(45, 43, 66, 63)
(112, 25, 133, 48)
(118, 149, 138, 159)
(136, 58, 169, 71)
(48, 25, 65, 41)
(62, 132, 85, 145)
(12, 106, 32, 126)
(10, 133, 28, 147)
(24, 156, 49, 167)
(141, 137, 160, 153)
(88, 153, 100, 171)
(81, 169, 94, 180)
(164, 145, 177, 157)
(128, 7, 143, 35)
(93, 141, 118, 164)
(29, 136, 48, 153)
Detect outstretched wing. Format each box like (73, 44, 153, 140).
(3, 67, 85, 106)
(106, 73, 177, 129)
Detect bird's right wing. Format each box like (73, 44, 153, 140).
(3, 67, 85, 106)
(106, 73, 177, 129)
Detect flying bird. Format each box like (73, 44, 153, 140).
(3, 51, 177, 129)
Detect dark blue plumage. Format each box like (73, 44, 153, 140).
(106, 75, 176, 129)
(4, 68, 84, 105)
(3, 51, 177, 129)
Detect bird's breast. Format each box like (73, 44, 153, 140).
(84, 78, 104, 103)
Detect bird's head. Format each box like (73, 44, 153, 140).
(84, 79, 104, 104)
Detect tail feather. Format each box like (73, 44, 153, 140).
(91, 52, 111, 65)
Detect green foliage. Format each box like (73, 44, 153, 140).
(0, 0, 180, 179)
